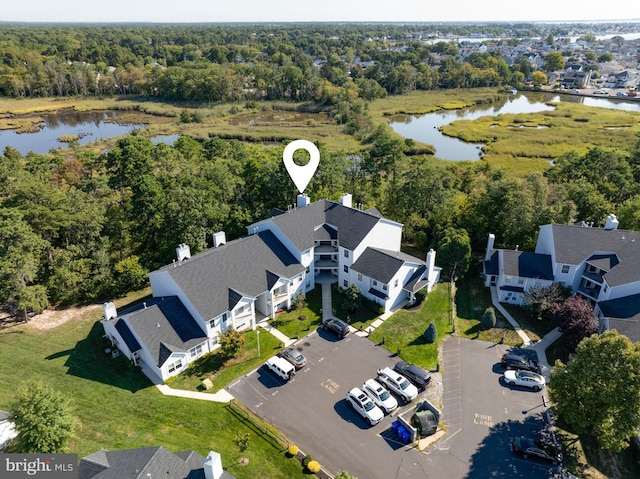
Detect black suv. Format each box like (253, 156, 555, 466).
(393, 360, 430, 390)
(322, 318, 350, 338)
(501, 353, 539, 373)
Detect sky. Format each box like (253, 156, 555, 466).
(2, 0, 639, 24)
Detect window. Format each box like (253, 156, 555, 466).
(298, 276, 302, 283)
(306, 267, 310, 273)
(343, 280, 348, 288)
(588, 264, 597, 273)
(189, 344, 203, 358)
(167, 359, 183, 374)
(517, 278, 525, 285)
(561, 264, 570, 274)
(504, 276, 512, 283)
(357, 273, 362, 281)
(372, 280, 378, 286)
(382, 284, 388, 291)
(394, 279, 398, 288)
(306, 280, 310, 288)
(343, 249, 349, 258)
(211, 335, 219, 345)
(343, 265, 348, 273)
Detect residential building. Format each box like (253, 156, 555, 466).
(102, 195, 440, 381)
(78, 447, 234, 479)
(484, 214, 640, 342)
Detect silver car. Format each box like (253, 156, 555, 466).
(503, 370, 545, 391)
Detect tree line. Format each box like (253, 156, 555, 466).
(2, 126, 640, 319)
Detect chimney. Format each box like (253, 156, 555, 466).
(213, 231, 226, 247)
(426, 249, 436, 274)
(102, 302, 117, 321)
(203, 451, 223, 479)
(176, 243, 191, 262)
(485, 234, 496, 261)
(604, 214, 619, 230)
(339, 193, 353, 208)
(297, 194, 310, 208)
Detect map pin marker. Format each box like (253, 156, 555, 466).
(283, 139, 320, 193)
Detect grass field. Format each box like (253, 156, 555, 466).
(369, 284, 451, 369)
(268, 288, 323, 339)
(0, 297, 308, 478)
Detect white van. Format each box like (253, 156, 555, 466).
(265, 356, 295, 381)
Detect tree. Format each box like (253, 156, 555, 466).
(524, 283, 571, 321)
(233, 432, 250, 464)
(481, 307, 496, 329)
(114, 255, 148, 294)
(543, 52, 565, 72)
(424, 322, 437, 343)
(598, 52, 613, 63)
(8, 381, 78, 453)
(435, 227, 471, 280)
(219, 329, 245, 358)
(549, 296, 598, 350)
(531, 71, 547, 85)
(341, 284, 361, 314)
(550, 330, 640, 452)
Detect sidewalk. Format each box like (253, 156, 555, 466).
(258, 321, 296, 347)
(156, 384, 234, 403)
(490, 285, 531, 346)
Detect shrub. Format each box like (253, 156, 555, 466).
(307, 460, 321, 473)
(424, 322, 437, 343)
(481, 307, 497, 329)
(298, 314, 307, 321)
(302, 454, 313, 467)
(288, 444, 299, 456)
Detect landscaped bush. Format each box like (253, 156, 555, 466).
(424, 322, 437, 343)
(482, 307, 497, 329)
(306, 460, 321, 473)
(288, 444, 299, 456)
(302, 454, 313, 467)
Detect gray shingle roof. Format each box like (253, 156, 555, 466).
(160, 230, 305, 321)
(257, 200, 383, 252)
(598, 293, 640, 343)
(121, 296, 207, 367)
(78, 446, 208, 479)
(351, 248, 424, 284)
(550, 224, 640, 287)
(502, 250, 554, 280)
(114, 318, 141, 352)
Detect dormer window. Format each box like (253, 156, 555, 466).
(561, 264, 570, 274)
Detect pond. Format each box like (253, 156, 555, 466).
(0, 110, 146, 156)
(389, 92, 640, 161)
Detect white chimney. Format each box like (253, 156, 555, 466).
(485, 233, 496, 261)
(204, 451, 223, 479)
(102, 302, 117, 321)
(339, 193, 353, 208)
(213, 231, 226, 247)
(426, 249, 436, 273)
(604, 214, 619, 230)
(297, 193, 310, 208)
(176, 243, 191, 262)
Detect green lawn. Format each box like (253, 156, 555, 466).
(0, 303, 308, 479)
(269, 288, 322, 339)
(369, 284, 451, 369)
(166, 329, 284, 393)
(331, 285, 380, 330)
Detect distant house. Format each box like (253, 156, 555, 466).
(78, 447, 235, 479)
(484, 215, 640, 342)
(560, 70, 591, 89)
(102, 194, 440, 381)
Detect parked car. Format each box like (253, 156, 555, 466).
(511, 437, 562, 465)
(265, 356, 295, 381)
(501, 353, 539, 373)
(346, 387, 384, 426)
(362, 378, 398, 414)
(594, 89, 609, 95)
(322, 318, 350, 338)
(279, 347, 307, 370)
(503, 370, 545, 391)
(377, 367, 419, 403)
(393, 360, 431, 390)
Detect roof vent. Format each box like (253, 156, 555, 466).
(604, 214, 619, 230)
(339, 193, 353, 208)
(213, 231, 226, 247)
(176, 243, 191, 262)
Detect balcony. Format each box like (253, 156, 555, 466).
(577, 285, 600, 301)
(314, 244, 338, 254)
(581, 269, 604, 285)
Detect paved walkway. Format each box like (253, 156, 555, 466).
(490, 285, 531, 346)
(258, 322, 295, 347)
(156, 384, 235, 402)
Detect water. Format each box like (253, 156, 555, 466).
(390, 92, 640, 161)
(0, 110, 145, 156)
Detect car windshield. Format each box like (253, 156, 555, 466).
(379, 389, 390, 401)
(363, 400, 375, 411)
(399, 379, 410, 390)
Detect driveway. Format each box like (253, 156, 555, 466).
(227, 332, 562, 479)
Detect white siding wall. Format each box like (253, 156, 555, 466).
(605, 280, 640, 301)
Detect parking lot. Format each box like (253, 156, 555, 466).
(227, 330, 564, 479)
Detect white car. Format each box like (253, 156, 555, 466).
(362, 378, 398, 414)
(377, 367, 419, 403)
(503, 370, 545, 391)
(346, 387, 384, 426)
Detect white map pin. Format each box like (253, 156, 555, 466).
(283, 139, 320, 193)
